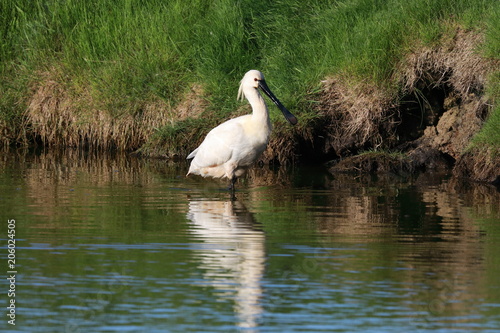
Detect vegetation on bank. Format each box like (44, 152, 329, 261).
(1, 0, 499, 177)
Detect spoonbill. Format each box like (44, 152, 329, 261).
(186, 70, 297, 196)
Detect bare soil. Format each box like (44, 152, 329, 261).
(324, 28, 499, 185)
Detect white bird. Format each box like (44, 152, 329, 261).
(186, 70, 297, 196)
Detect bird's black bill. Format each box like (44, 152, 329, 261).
(259, 80, 298, 125)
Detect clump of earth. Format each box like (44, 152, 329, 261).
(317, 28, 499, 185)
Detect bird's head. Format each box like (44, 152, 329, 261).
(238, 70, 265, 101)
(237, 70, 297, 125)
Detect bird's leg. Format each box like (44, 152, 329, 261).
(229, 176, 237, 200)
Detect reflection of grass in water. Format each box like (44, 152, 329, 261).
(0, 149, 187, 231)
(3, 148, 500, 330)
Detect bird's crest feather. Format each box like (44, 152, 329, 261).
(237, 79, 245, 102)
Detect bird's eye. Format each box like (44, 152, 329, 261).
(254, 78, 259, 81)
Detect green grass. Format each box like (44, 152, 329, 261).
(471, 80, 500, 150)
(472, 3, 500, 151)
(1, 0, 499, 152)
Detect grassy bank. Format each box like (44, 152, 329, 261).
(1, 0, 499, 167)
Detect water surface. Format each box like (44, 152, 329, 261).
(1, 150, 499, 332)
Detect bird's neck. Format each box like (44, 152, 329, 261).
(247, 89, 270, 124)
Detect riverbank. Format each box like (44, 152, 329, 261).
(1, 0, 499, 183)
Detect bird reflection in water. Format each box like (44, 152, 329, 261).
(187, 199, 265, 331)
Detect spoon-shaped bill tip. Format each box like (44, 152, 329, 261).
(279, 105, 298, 125)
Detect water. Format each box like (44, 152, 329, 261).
(1, 149, 499, 332)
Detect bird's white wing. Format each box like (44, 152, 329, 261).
(188, 116, 247, 168)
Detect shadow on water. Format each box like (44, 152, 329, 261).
(1, 148, 499, 332)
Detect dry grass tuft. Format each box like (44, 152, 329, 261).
(263, 122, 300, 165)
(454, 147, 500, 184)
(317, 77, 395, 155)
(175, 84, 207, 121)
(398, 28, 491, 97)
(25, 70, 207, 151)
